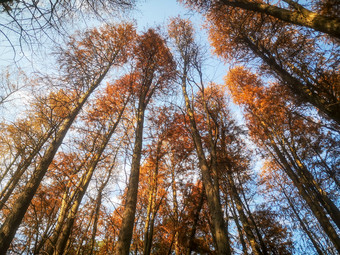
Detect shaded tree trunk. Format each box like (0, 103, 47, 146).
(181, 78, 231, 255)
(186, 188, 204, 255)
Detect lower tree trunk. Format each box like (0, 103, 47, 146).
(186, 188, 204, 255)
(115, 101, 146, 255)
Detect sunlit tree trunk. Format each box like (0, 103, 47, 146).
(216, 0, 340, 38)
(115, 94, 146, 255)
(143, 139, 162, 255)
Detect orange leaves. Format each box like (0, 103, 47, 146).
(58, 23, 136, 92)
(225, 66, 264, 106)
(168, 17, 195, 55)
(132, 29, 176, 99)
(85, 75, 134, 125)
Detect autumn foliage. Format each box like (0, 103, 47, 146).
(0, 2, 339, 255)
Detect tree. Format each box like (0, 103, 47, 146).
(0, 23, 135, 253)
(226, 66, 340, 252)
(180, 0, 340, 39)
(168, 17, 232, 254)
(44, 76, 131, 255)
(204, 3, 340, 125)
(0, 0, 136, 60)
(115, 28, 176, 255)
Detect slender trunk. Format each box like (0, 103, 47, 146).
(181, 78, 231, 255)
(115, 97, 146, 255)
(144, 140, 162, 255)
(143, 187, 153, 255)
(186, 188, 204, 255)
(227, 170, 262, 255)
(220, 0, 340, 38)
(145, 202, 159, 255)
(74, 169, 110, 255)
(268, 141, 340, 252)
(230, 200, 248, 255)
(171, 156, 180, 255)
(237, 178, 268, 255)
(281, 186, 325, 255)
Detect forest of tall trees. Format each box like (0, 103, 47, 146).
(0, 0, 339, 254)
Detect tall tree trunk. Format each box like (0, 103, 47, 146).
(218, 0, 340, 39)
(181, 78, 231, 255)
(143, 190, 153, 255)
(171, 156, 180, 255)
(143, 139, 162, 255)
(115, 97, 146, 255)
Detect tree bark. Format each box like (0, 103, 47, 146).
(181, 79, 231, 255)
(143, 139, 162, 255)
(219, 0, 340, 39)
(115, 97, 146, 255)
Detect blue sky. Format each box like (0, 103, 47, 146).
(134, 0, 199, 30)
(133, 0, 228, 83)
